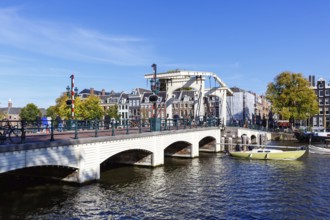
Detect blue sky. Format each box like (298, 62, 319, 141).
(0, 0, 329, 109)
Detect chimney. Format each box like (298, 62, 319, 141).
(90, 88, 94, 95)
(102, 89, 105, 96)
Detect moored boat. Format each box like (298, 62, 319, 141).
(229, 148, 306, 160)
(295, 128, 330, 143)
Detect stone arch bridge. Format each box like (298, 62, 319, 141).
(0, 127, 270, 184)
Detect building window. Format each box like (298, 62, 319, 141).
(326, 90, 330, 96)
(319, 90, 324, 97)
(320, 99, 324, 105)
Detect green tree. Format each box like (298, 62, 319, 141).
(19, 103, 41, 121)
(76, 95, 103, 120)
(266, 72, 318, 122)
(46, 106, 57, 119)
(52, 93, 104, 120)
(53, 93, 68, 119)
(53, 92, 83, 120)
(105, 104, 121, 120)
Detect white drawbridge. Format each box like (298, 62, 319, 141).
(145, 70, 233, 125)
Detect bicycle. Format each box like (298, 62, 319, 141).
(130, 120, 139, 128)
(0, 121, 24, 144)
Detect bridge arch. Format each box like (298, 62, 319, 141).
(251, 135, 257, 144)
(241, 134, 250, 145)
(199, 136, 217, 152)
(164, 141, 192, 158)
(2, 165, 78, 182)
(101, 149, 154, 167)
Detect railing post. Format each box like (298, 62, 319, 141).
(50, 119, 54, 141)
(21, 120, 26, 144)
(139, 119, 142, 133)
(74, 119, 78, 139)
(95, 120, 99, 137)
(111, 120, 115, 136)
(164, 118, 167, 130)
(126, 119, 129, 135)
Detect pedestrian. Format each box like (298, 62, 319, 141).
(41, 115, 48, 133)
(47, 116, 52, 133)
(56, 115, 63, 132)
(104, 114, 110, 129)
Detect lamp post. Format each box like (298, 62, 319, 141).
(150, 64, 159, 118)
(66, 74, 78, 119)
(149, 64, 160, 131)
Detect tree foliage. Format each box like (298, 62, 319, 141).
(19, 103, 42, 121)
(266, 72, 318, 120)
(76, 95, 104, 120)
(46, 105, 57, 119)
(52, 93, 104, 120)
(104, 104, 121, 120)
(57, 93, 83, 119)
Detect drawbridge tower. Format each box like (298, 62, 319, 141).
(145, 70, 233, 125)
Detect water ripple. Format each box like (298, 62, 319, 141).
(1, 152, 330, 219)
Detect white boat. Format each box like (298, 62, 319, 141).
(229, 148, 306, 160)
(308, 145, 330, 154)
(314, 131, 330, 142)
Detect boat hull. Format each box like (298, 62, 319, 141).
(229, 150, 306, 160)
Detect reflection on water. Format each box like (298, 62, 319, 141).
(0, 149, 330, 219)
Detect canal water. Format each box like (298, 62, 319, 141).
(1, 142, 330, 220)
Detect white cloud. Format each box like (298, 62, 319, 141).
(0, 7, 154, 66)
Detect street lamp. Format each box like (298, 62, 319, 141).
(149, 64, 160, 131)
(150, 64, 159, 118)
(66, 74, 78, 119)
